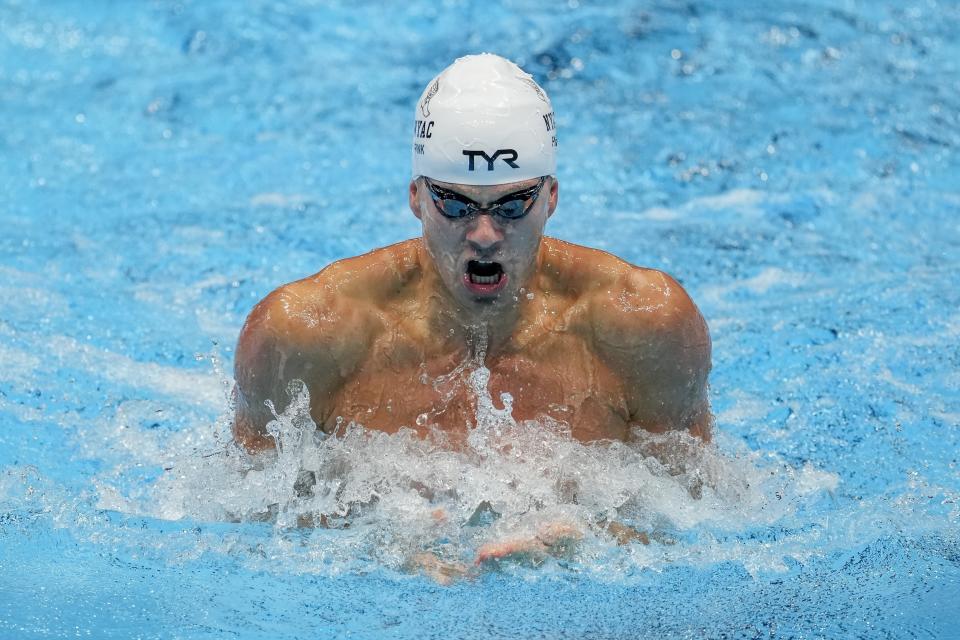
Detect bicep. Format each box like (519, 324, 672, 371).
(595, 272, 712, 439)
(625, 334, 712, 440)
(233, 317, 294, 451)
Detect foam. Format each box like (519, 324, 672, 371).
(625, 188, 769, 223)
(249, 192, 312, 208)
(702, 267, 810, 306)
(84, 354, 853, 578)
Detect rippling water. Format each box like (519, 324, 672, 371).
(2, 0, 958, 637)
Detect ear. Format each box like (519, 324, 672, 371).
(409, 179, 423, 220)
(546, 176, 559, 219)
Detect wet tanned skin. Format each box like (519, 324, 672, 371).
(233, 177, 711, 452)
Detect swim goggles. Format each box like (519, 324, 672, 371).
(423, 176, 547, 220)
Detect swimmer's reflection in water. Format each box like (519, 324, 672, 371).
(232, 55, 711, 579)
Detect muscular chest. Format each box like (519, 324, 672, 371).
(326, 332, 630, 443)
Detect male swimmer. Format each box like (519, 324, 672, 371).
(232, 54, 711, 570)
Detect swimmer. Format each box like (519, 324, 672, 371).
(232, 54, 711, 567)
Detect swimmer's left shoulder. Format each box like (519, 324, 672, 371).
(540, 237, 633, 291)
(542, 238, 694, 308)
(590, 263, 708, 351)
(617, 268, 702, 324)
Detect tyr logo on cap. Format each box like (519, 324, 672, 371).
(463, 149, 520, 171)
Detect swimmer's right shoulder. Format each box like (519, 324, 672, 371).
(242, 281, 323, 338)
(243, 273, 377, 347)
(306, 239, 422, 302)
(241, 241, 422, 345)
(235, 256, 393, 449)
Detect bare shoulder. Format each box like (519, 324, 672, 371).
(238, 275, 360, 356)
(240, 238, 420, 346)
(302, 238, 422, 304)
(232, 241, 420, 450)
(541, 237, 707, 345)
(593, 263, 709, 355)
(542, 238, 712, 436)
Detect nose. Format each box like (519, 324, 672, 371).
(465, 213, 504, 254)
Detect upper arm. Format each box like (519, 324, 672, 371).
(232, 283, 368, 451)
(592, 269, 712, 440)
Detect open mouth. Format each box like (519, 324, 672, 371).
(464, 260, 507, 294)
(467, 260, 503, 284)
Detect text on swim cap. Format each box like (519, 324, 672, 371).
(414, 120, 434, 139)
(542, 112, 555, 132)
(463, 149, 519, 171)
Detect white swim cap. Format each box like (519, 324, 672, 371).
(412, 53, 557, 186)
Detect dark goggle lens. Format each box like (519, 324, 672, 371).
(437, 198, 471, 218)
(495, 198, 528, 219)
(426, 177, 544, 219)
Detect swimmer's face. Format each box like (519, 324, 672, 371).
(410, 176, 558, 309)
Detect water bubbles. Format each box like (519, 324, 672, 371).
(88, 360, 842, 579)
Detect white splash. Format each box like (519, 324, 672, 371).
(80, 349, 854, 578)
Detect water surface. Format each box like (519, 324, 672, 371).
(1, 0, 958, 637)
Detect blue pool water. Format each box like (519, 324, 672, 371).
(2, 0, 959, 637)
